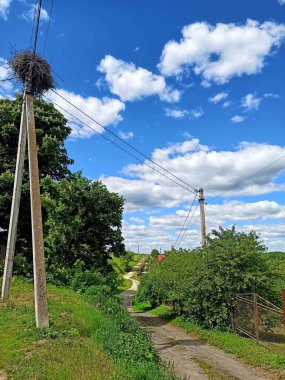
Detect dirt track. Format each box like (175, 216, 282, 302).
(122, 277, 269, 380)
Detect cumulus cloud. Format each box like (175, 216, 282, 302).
(46, 89, 125, 139)
(118, 131, 134, 140)
(123, 202, 285, 252)
(231, 115, 245, 123)
(209, 92, 228, 104)
(0, 58, 14, 97)
(97, 55, 180, 103)
(0, 0, 11, 19)
(158, 20, 285, 84)
(241, 93, 261, 111)
(102, 139, 285, 212)
(164, 108, 189, 119)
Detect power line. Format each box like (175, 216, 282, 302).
(174, 193, 197, 248)
(175, 203, 199, 248)
(43, 0, 55, 56)
(42, 94, 196, 194)
(208, 154, 285, 204)
(29, 0, 38, 50)
(33, 0, 43, 53)
(50, 89, 198, 193)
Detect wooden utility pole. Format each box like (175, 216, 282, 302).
(198, 188, 206, 248)
(25, 92, 49, 328)
(1, 97, 27, 299)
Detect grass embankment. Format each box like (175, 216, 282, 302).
(0, 277, 174, 380)
(133, 301, 285, 374)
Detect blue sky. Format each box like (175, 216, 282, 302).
(1, 0, 285, 252)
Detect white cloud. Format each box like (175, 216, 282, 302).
(190, 107, 203, 119)
(278, 0, 285, 5)
(21, 2, 49, 22)
(159, 20, 285, 84)
(118, 131, 134, 140)
(102, 139, 285, 212)
(97, 55, 180, 103)
(209, 92, 228, 104)
(164, 108, 189, 119)
(241, 93, 261, 111)
(46, 89, 125, 139)
(264, 93, 280, 99)
(222, 101, 232, 108)
(123, 204, 285, 252)
(0, 58, 14, 97)
(129, 217, 144, 224)
(231, 115, 245, 123)
(0, 0, 11, 19)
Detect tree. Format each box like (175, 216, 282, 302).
(150, 248, 159, 257)
(0, 95, 73, 263)
(42, 173, 125, 274)
(187, 226, 272, 330)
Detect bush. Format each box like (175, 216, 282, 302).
(137, 227, 280, 331)
(186, 227, 274, 329)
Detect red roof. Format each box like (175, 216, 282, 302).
(157, 254, 166, 262)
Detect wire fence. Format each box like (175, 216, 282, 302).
(234, 292, 285, 344)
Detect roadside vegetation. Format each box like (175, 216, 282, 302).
(135, 227, 285, 373)
(0, 96, 171, 379)
(137, 227, 285, 329)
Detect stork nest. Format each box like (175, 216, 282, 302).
(9, 51, 54, 96)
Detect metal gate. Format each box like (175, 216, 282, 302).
(234, 293, 285, 344)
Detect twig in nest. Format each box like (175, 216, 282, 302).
(9, 50, 54, 96)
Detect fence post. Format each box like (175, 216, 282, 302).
(231, 304, 236, 333)
(253, 293, 260, 341)
(282, 289, 285, 331)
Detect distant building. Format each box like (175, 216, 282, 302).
(157, 254, 166, 262)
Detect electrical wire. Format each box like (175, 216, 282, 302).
(29, 0, 38, 50)
(175, 203, 199, 248)
(208, 154, 285, 205)
(174, 193, 197, 248)
(33, 0, 43, 53)
(50, 89, 198, 193)
(43, 0, 55, 56)
(42, 94, 196, 194)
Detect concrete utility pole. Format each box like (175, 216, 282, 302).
(1, 97, 27, 299)
(25, 92, 49, 328)
(198, 188, 207, 248)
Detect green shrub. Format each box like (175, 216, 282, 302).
(137, 227, 280, 331)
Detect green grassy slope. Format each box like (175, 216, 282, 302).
(0, 277, 173, 380)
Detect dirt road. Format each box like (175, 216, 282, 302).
(122, 276, 269, 380)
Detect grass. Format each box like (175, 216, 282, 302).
(0, 277, 174, 380)
(193, 357, 238, 380)
(117, 278, 132, 292)
(133, 301, 285, 375)
(0, 278, 121, 379)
